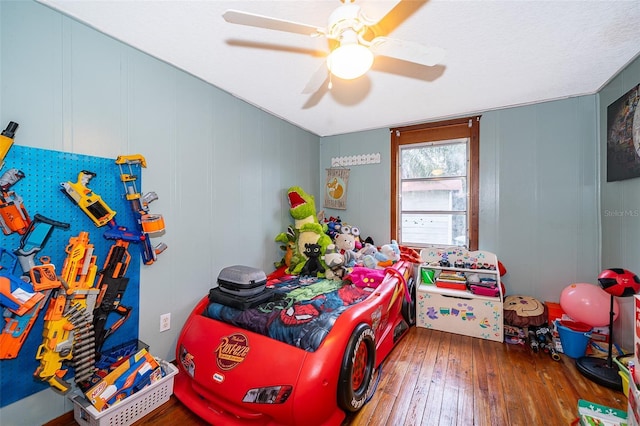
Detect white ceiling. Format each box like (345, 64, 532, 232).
(36, 0, 640, 137)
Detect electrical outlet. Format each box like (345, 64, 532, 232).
(160, 313, 171, 332)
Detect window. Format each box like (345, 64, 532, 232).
(391, 116, 480, 250)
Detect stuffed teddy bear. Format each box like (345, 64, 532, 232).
(334, 232, 358, 267)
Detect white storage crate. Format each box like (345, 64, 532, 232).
(71, 359, 178, 426)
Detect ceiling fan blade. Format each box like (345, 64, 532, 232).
(358, 0, 402, 25)
(302, 62, 329, 94)
(223, 10, 325, 37)
(370, 37, 445, 67)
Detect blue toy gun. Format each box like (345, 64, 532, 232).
(104, 220, 159, 266)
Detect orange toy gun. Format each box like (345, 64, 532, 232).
(60, 231, 98, 293)
(0, 168, 31, 235)
(34, 232, 101, 392)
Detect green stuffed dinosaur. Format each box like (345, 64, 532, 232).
(275, 186, 332, 275)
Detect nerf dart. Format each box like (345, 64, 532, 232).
(61, 170, 116, 227)
(0, 121, 18, 169)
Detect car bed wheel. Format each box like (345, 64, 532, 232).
(337, 323, 376, 413)
(401, 276, 417, 326)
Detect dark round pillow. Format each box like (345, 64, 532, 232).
(503, 295, 548, 327)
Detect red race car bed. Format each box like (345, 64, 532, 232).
(174, 261, 416, 426)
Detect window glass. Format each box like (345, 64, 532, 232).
(391, 117, 479, 250)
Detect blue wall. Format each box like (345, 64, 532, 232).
(599, 55, 640, 355)
(321, 96, 600, 305)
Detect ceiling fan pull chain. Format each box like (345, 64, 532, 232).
(328, 72, 333, 90)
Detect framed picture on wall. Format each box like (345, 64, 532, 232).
(324, 168, 349, 209)
(606, 83, 640, 182)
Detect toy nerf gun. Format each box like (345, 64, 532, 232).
(61, 170, 116, 227)
(104, 220, 162, 266)
(0, 215, 69, 360)
(0, 168, 31, 235)
(0, 247, 43, 316)
(60, 231, 98, 293)
(58, 232, 101, 385)
(0, 121, 18, 169)
(115, 155, 166, 265)
(14, 213, 70, 274)
(0, 248, 47, 359)
(93, 240, 132, 355)
(34, 232, 100, 392)
(34, 292, 97, 393)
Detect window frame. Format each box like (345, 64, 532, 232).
(390, 116, 480, 251)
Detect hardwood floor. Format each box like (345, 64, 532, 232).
(46, 327, 627, 426)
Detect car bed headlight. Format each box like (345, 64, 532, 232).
(243, 385, 292, 404)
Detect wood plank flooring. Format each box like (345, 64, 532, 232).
(45, 327, 627, 426)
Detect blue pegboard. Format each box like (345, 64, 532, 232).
(0, 144, 141, 407)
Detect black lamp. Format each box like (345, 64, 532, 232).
(575, 268, 640, 390)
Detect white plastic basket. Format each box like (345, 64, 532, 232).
(71, 359, 178, 426)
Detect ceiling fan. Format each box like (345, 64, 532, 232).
(222, 0, 445, 93)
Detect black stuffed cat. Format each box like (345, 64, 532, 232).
(300, 243, 325, 277)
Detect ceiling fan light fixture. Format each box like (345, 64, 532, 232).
(326, 43, 374, 80)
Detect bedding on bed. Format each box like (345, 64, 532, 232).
(204, 275, 371, 352)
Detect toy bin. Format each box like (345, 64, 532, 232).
(71, 359, 178, 426)
(555, 320, 591, 358)
(615, 354, 635, 398)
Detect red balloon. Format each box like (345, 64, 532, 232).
(560, 283, 619, 327)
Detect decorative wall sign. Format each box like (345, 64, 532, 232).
(331, 153, 380, 167)
(606, 83, 640, 182)
(324, 168, 349, 210)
